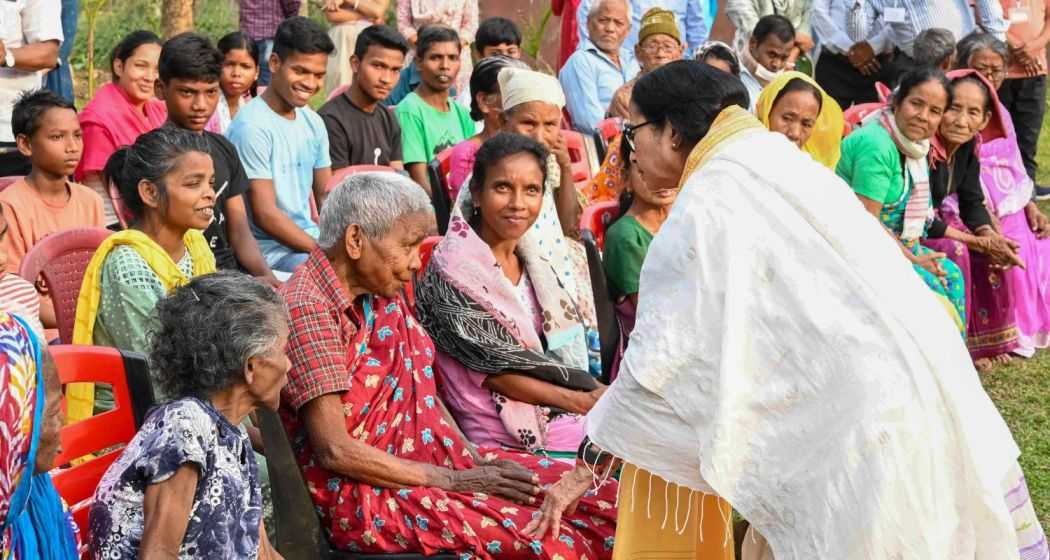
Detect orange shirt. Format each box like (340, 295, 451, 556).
(0, 179, 106, 273)
(1002, 0, 1050, 78)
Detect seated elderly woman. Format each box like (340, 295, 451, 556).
(70, 127, 217, 419)
(922, 69, 1026, 369)
(278, 171, 616, 557)
(836, 67, 967, 330)
(417, 134, 607, 457)
(755, 71, 844, 169)
(1, 312, 78, 559)
(89, 272, 288, 559)
(961, 31, 1050, 356)
(602, 137, 680, 346)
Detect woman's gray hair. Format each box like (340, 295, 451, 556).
(317, 172, 434, 249)
(956, 30, 1010, 69)
(149, 271, 288, 399)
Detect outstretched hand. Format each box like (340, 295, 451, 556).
(523, 464, 592, 540)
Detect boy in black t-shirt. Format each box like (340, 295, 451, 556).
(156, 32, 279, 286)
(319, 25, 409, 173)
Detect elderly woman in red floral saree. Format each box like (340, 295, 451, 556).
(279, 171, 617, 558)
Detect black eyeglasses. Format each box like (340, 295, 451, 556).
(622, 120, 654, 151)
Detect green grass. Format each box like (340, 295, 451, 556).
(983, 98, 1050, 528)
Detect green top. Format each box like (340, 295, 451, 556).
(836, 122, 905, 205)
(603, 215, 654, 298)
(396, 92, 476, 164)
(93, 245, 194, 410)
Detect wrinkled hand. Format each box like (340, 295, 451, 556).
(524, 464, 591, 540)
(260, 273, 283, 289)
(1027, 202, 1050, 239)
(570, 385, 607, 415)
(448, 463, 542, 505)
(974, 229, 1024, 269)
(795, 32, 814, 53)
(913, 251, 947, 281)
(848, 41, 881, 76)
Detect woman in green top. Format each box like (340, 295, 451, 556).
(836, 67, 966, 330)
(603, 139, 681, 341)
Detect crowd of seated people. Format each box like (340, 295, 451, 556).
(4, 1, 1050, 558)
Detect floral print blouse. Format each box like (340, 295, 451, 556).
(89, 397, 262, 559)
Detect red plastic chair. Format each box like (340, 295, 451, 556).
(19, 227, 112, 344)
(107, 181, 132, 229)
(0, 175, 23, 192)
(325, 164, 397, 193)
(404, 236, 441, 313)
(595, 118, 622, 146)
(49, 345, 154, 559)
(579, 200, 620, 251)
(843, 102, 883, 130)
(561, 130, 592, 187)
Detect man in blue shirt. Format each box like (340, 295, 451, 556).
(576, 0, 709, 62)
(560, 0, 641, 134)
(871, 0, 1007, 62)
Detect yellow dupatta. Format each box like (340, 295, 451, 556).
(679, 105, 765, 189)
(66, 229, 216, 423)
(755, 71, 845, 170)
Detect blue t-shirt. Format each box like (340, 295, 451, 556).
(227, 96, 331, 266)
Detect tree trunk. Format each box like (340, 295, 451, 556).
(161, 0, 194, 39)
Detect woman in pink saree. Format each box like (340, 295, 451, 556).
(960, 32, 1050, 352)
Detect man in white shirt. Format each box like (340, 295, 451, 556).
(812, 0, 907, 108)
(0, 0, 62, 176)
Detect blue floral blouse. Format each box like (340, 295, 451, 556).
(88, 397, 262, 559)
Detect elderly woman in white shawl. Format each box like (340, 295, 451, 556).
(452, 67, 603, 375)
(523, 59, 1047, 560)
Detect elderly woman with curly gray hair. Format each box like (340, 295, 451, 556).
(88, 272, 289, 560)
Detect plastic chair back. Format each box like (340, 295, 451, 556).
(256, 407, 457, 559)
(428, 148, 454, 235)
(843, 102, 883, 129)
(561, 130, 592, 185)
(49, 345, 154, 558)
(19, 227, 112, 344)
(106, 181, 132, 229)
(326, 165, 397, 193)
(580, 231, 620, 383)
(0, 175, 23, 192)
(579, 200, 620, 251)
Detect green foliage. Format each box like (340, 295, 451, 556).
(519, 6, 552, 71)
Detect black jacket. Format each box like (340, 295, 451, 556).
(927, 138, 992, 239)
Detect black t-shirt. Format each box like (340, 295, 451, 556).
(927, 138, 992, 239)
(202, 131, 250, 270)
(319, 91, 403, 169)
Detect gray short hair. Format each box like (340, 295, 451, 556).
(149, 271, 288, 399)
(913, 28, 956, 67)
(956, 30, 1010, 69)
(317, 172, 434, 250)
(588, 0, 631, 20)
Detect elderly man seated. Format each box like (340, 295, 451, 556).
(560, 0, 640, 133)
(278, 172, 617, 558)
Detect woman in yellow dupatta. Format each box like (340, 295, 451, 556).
(67, 127, 216, 421)
(756, 71, 844, 170)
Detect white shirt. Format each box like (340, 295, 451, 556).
(811, 0, 892, 55)
(0, 0, 63, 143)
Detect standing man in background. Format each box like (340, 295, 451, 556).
(239, 0, 302, 86)
(0, 0, 62, 176)
(872, 0, 1007, 69)
(811, 0, 901, 108)
(44, 0, 76, 102)
(998, 0, 1050, 198)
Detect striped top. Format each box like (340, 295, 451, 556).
(0, 274, 45, 342)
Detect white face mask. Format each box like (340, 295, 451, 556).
(753, 61, 782, 83)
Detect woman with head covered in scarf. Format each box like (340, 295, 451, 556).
(0, 311, 78, 559)
(755, 71, 844, 169)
